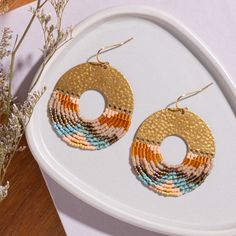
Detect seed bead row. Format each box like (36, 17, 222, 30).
(131, 140, 213, 197)
(49, 90, 132, 150)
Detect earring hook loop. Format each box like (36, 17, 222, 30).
(175, 82, 213, 109)
(96, 37, 133, 64)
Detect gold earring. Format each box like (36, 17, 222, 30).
(131, 83, 215, 197)
(48, 38, 134, 150)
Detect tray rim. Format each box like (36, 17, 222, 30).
(26, 5, 236, 236)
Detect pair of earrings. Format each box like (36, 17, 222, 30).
(48, 38, 215, 197)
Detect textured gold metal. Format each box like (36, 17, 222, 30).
(135, 108, 215, 157)
(55, 62, 134, 113)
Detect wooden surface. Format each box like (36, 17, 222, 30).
(8, 0, 35, 10)
(0, 137, 66, 236)
(0, 0, 35, 13)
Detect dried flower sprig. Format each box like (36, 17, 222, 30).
(0, 0, 72, 201)
(0, 88, 46, 190)
(5, 0, 48, 114)
(0, 28, 12, 115)
(0, 70, 10, 115)
(0, 0, 10, 15)
(0, 27, 12, 60)
(29, 0, 72, 90)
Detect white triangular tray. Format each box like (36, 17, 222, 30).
(26, 6, 236, 236)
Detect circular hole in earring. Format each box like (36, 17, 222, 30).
(79, 90, 105, 120)
(160, 136, 187, 165)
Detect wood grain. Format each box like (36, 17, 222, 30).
(0, 136, 66, 236)
(0, 0, 35, 13)
(8, 0, 35, 10)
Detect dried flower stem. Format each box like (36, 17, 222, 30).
(30, 37, 71, 91)
(0, 134, 21, 185)
(0, 0, 72, 201)
(6, 0, 48, 114)
(0, 88, 46, 186)
(29, 0, 72, 91)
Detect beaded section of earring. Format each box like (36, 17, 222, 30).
(48, 62, 134, 150)
(131, 108, 215, 197)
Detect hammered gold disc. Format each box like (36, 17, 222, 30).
(55, 62, 134, 113)
(136, 108, 215, 156)
(48, 62, 134, 150)
(131, 108, 215, 197)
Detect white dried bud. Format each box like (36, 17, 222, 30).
(45, 14, 52, 23)
(0, 181, 9, 202)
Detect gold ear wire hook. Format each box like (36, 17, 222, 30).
(175, 82, 213, 109)
(96, 37, 133, 64)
